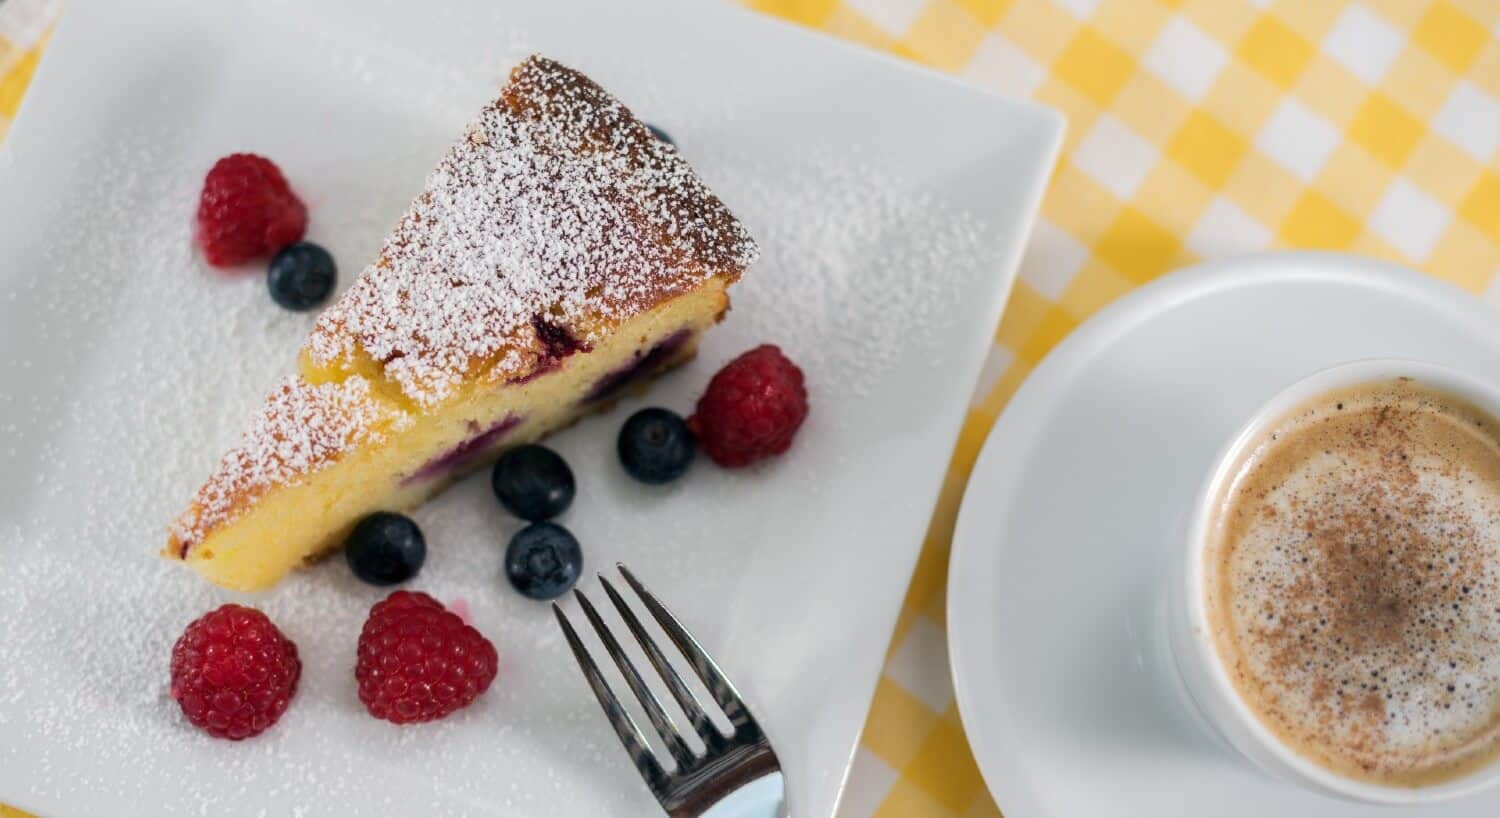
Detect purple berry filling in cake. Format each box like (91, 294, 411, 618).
(510, 316, 590, 385)
(584, 330, 691, 403)
(531, 315, 588, 360)
(406, 415, 524, 484)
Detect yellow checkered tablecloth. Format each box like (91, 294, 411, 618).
(2, 0, 1497, 816)
(740, 1, 1498, 817)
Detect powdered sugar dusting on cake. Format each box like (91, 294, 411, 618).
(168, 376, 403, 554)
(308, 56, 758, 407)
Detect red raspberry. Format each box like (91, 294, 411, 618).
(688, 344, 809, 467)
(356, 591, 498, 724)
(169, 604, 301, 740)
(195, 153, 307, 267)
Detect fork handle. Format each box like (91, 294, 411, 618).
(698, 771, 786, 818)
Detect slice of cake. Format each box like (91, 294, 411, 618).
(167, 56, 757, 590)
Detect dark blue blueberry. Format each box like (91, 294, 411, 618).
(505, 522, 582, 600)
(491, 444, 575, 521)
(617, 408, 695, 485)
(646, 123, 675, 148)
(267, 242, 337, 311)
(345, 512, 425, 585)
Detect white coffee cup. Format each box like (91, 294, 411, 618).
(1166, 358, 1500, 804)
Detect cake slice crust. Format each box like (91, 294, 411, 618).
(305, 55, 755, 409)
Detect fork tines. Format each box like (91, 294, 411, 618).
(553, 564, 776, 812)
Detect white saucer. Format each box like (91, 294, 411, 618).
(947, 253, 1500, 818)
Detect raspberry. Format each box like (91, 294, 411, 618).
(688, 344, 809, 467)
(356, 590, 498, 724)
(195, 153, 307, 267)
(169, 604, 301, 740)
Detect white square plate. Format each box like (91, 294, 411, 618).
(0, 1, 1061, 815)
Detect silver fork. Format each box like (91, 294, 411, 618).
(554, 564, 785, 818)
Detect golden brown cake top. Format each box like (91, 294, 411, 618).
(306, 55, 758, 408)
(167, 376, 406, 556)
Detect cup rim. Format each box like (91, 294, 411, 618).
(1181, 357, 1500, 804)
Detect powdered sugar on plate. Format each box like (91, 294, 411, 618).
(709, 149, 986, 398)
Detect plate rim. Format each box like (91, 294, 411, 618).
(0, 0, 1068, 179)
(945, 250, 1500, 817)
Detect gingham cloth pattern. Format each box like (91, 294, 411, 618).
(2, 0, 1497, 817)
(738, 0, 1498, 816)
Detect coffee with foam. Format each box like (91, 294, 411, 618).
(1204, 378, 1500, 787)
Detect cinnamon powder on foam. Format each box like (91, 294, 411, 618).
(1206, 379, 1500, 786)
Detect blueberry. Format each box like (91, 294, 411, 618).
(505, 522, 582, 600)
(345, 512, 425, 585)
(491, 444, 575, 521)
(617, 408, 695, 484)
(646, 123, 675, 148)
(267, 242, 336, 311)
